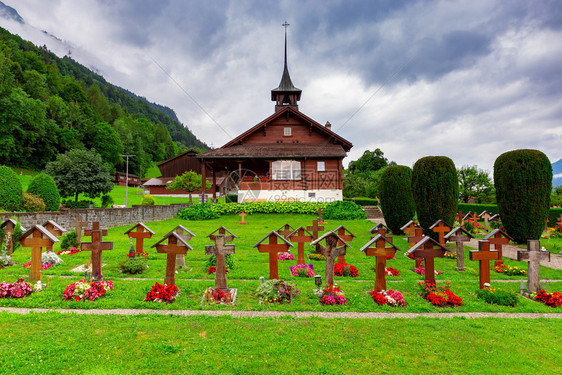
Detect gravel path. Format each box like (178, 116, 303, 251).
(1, 307, 561, 319)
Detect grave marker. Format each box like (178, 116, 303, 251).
(468, 213, 480, 232)
(406, 237, 450, 284)
(369, 223, 391, 237)
(408, 228, 425, 268)
(238, 211, 248, 225)
(172, 225, 196, 268)
(316, 207, 325, 223)
(287, 226, 314, 265)
(81, 222, 113, 278)
(17, 225, 58, 282)
(463, 212, 473, 222)
(333, 225, 356, 265)
(205, 234, 235, 290)
(70, 215, 87, 243)
(429, 219, 451, 246)
(208, 226, 237, 242)
(456, 211, 464, 226)
(306, 219, 324, 240)
(152, 232, 193, 285)
(42, 220, 67, 253)
(517, 240, 551, 293)
(444, 227, 474, 271)
(469, 240, 499, 289)
(483, 229, 513, 267)
(124, 223, 155, 255)
(400, 220, 420, 237)
(311, 231, 349, 287)
(1, 219, 26, 256)
(360, 235, 399, 291)
(479, 211, 493, 231)
(277, 224, 295, 238)
(253, 231, 293, 280)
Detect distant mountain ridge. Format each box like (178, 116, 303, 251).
(0, 1, 23, 24)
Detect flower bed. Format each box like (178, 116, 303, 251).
(0, 278, 33, 298)
(278, 252, 295, 261)
(22, 262, 54, 270)
(207, 266, 228, 274)
(370, 289, 406, 306)
(418, 281, 463, 307)
(204, 287, 234, 304)
(63, 279, 114, 302)
(127, 249, 149, 258)
(319, 284, 347, 305)
(385, 267, 400, 276)
(256, 280, 299, 304)
(444, 252, 456, 260)
(415, 266, 442, 276)
(290, 264, 314, 277)
(532, 289, 562, 307)
(334, 263, 359, 277)
(57, 247, 80, 255)
(494, 264, 526, 276)
(145, 282, 179, 303)
(475, 287, 518, 307)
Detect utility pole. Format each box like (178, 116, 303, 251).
(122, 154, 134, 207)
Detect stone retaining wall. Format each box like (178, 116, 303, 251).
(0, 204, 191, 230)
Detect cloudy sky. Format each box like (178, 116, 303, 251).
(2, 0, 562, 171)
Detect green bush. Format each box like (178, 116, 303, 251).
(475, 288, 518, 307)
(412, 156, 458, 237)
(60, 231, 79, 250)
(323, 200, 367, 220)
(225, 194, 238, 203)
(23, 192, 46, 212)
(0, 166, 24, 211)
(119, 256, 148, 274)
(210, 201, 327, 215)
(62, 199, 93, 209)
(549, 208, 562, 228)
(178, 203, 219, 220)
(141, 195, 155, 205)
(307, 253, 325, 261)
(101, 194, 114, 208)
(379, 165, 416, 233)
(494, 149, 552, 243)
(204, 254, 236, 270)
(27, 173, 60, 211)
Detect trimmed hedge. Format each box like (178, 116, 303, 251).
(0, 166, 24, 211)
(379, 166, 415, 233)
(209, 201, 328, 216)
(494, 149, 552, 243)
(323, 201, 367, 220)
(345, 197, 379, 206)
(412, 156, 458, 236)
(61, 199, 93, 209)
(225, 194, 238, 204)
(23, 192, 46, 212)
(457, 203, 500, 216)
(178, 203, 219, 220)
(27, 173, 61, 211)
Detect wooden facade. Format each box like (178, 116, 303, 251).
(157, 149, 204, 177)
(113, 172, 140, 187)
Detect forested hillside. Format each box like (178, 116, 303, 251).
(0, 27, 207, 177)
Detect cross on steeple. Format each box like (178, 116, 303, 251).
(272, 21, 301, 111)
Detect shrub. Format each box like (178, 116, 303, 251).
(225, 194, 238, 203)
(308, 253, 325, 261)
(412, 156, 458, 237)
(23, 192, 46, 212)
(62, 199, 93, 209)
(0, 166, 24, 211)
(119, 257, 148, 274)
(379, 165, 416, 233)
(255, 280, 300, 303)
(141, 195, 155, 205)
(323, 201, 367, 220)
(475, 287, 518, 307)
(101, 194, 114, 208)
(27, 173, 60, 211)
(210, 201, 326, 215)
(60, 231, 79, 251)
(494, 149, 552, 243)
(204, 253, 235, 270)
(178, 203, 219, 220)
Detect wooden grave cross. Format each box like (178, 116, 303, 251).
(469, 240, 499, 289)
(81, 222, 113, 278)
(429, 219, 451, 246)
(287, 226, 315, 265)
(483, 229, 513, 267)
(406, 237, 450, 284)
(173, 225, 196, 268)
(316, 207, 325, 223)
(1, 219, 26, 256)
(360, 235, 399, 291)
(517, 240, 551, 293)
(276, 224, 295, 238)
(42, 220, 67, 253)
(253, 231, 293, 280)
(124, 223, 155, 256)
(456, 211, 464, 226)
(205, 234, 236, 290)
(479, 211, 493, 231)
(17, 225, 58, 282)
(400, 220, 419, 237)
(311, 231, 349, 287)
(152, 232, 193, 285)
(306, 219, 324, 240)
(70, 215, 87, 243)
(444, 227, 474, 271)
(408, 227, 425, 268)
(238, 211, 248, 225)
(468, 213, 480, 232)
(369, 223, 391, 237)
(334, 225, 356, 265)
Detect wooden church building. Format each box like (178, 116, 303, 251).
(196, 27, 353, 203)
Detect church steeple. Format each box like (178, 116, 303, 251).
(271, 21, 301, 112)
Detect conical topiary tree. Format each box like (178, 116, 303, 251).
(0, 165, 24, 211)
(411, 156, 458, 237)
(27, 173, 61, 211)
(494, 149, 552, 243)
(379, 165, 415, 234)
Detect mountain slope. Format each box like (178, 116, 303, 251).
(552, 158, 562, 187)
